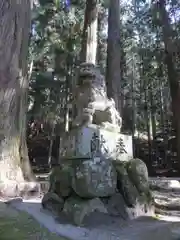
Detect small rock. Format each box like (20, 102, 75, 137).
(102, 193, 129, 219)
(63, 196, 108, 226)
(127, 201, 154, 219)
(42, 192, 64, 215)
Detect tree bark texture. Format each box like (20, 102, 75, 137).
(80, 0, 99, 64)
(158, 0, 180, 172)
(106, 0, 122, 115)
(0, 0, 36, 196)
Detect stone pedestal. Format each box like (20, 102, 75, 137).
(60, 124, 133, 162)
(42, 62, 154, 226)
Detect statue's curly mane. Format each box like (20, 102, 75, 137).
(73, 62, 122, 130)
(78, 63, 107, 100)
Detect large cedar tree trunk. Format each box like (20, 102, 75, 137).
(0, 0, 36, 197)
(158, 0, 180, 172)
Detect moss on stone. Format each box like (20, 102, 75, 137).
(115, 163, 139, 207)
(63, 196, 107, 226)
(127, 158, 149, 194)
(71, 157, 117, 198)
(49, 164, 72, 198)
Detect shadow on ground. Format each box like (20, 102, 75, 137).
(7, 198, 180, 240)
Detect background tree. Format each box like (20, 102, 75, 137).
(27, 0, 180, 177)
(80, 0, 99, 63)
(155, 0, 180, 171)
(106, 0, 122, 115)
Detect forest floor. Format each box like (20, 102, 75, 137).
(4, 177, 180, 240)
(2, 176, 180, 240)
(7, 197, 180, 240)
(0, 201, 67, 240)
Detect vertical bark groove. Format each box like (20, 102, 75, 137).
(0, 0, 36, 195)
(80, 0, 99, 64)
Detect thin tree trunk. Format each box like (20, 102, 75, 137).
(149, 90, 156, 141)
(96, 6, 107, 73)
(48, 123, 55, 168)
(64, 69, 70, 133)
(159, 80, 168, 165)
(149, 83, 157, 166)
(28, 59, 34, 81)
(144, 89, 152, 165)
(106, 0, 122, 114)
(80, 0, 99, 64)
(158, 0, 180, 172)
(131, 57, 136, 156)
(0, 0, 36, 196)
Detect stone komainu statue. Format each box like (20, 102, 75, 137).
(73, 63, 122, 131)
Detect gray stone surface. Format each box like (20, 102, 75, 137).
(42, 192, 64, 215)
(42, 62, 154, 227)
(102, 193, 154, 220)
(127, 158, 149, 194)
(71, 156, 117, 198)
(60, 125, 133, 161)
(115, 162, 139, 206)
(73, 63, 122, 130)
(49, 165, 72, 198)
(63, 196, 108, 226)
(101, 193, 129, 219)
